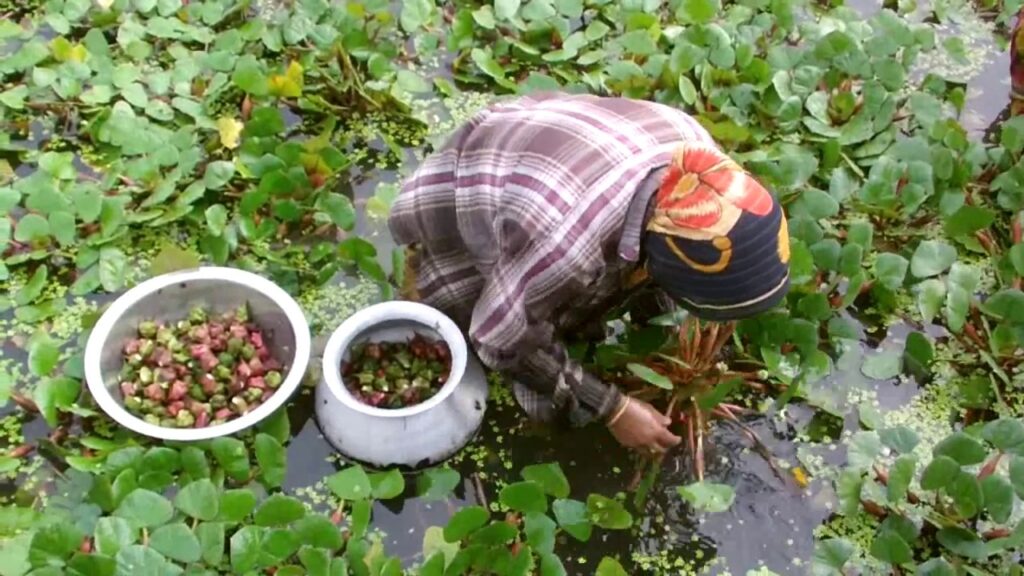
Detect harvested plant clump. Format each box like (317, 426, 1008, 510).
(118, 305, 285, 428)
(342, 333, 451, 409)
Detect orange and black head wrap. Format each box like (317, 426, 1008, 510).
(644, 143, 791, 321)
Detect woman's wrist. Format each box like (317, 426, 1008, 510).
(605, 396, 631, 427)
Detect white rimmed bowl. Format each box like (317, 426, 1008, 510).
(316, 301, 488, 468)
(84, 267, 312, 442)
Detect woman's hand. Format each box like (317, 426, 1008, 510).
(606, 397, 682, 454)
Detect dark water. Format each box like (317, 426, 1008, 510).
(0, 1, 1015, 574)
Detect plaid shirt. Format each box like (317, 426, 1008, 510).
(389, 93, 715, 424)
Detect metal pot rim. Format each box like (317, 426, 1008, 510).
(321, 301, 468, 418)
(84, 266, 312, 442)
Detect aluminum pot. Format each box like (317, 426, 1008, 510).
(316, 301, 488, 468)
(85, 267, 312, 442)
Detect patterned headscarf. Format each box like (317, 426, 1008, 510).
(643, 143, 790, 321)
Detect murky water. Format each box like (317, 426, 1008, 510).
(0, 1, 1016, 574)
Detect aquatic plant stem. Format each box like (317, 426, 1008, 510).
(694, 402, 705, 483)
(472, 472, 489, 510)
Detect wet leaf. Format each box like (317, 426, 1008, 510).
(443, 506, 489, 542)
(415, 467, 460, 501)
(114, 489, 173, 528)
(521, 463, 570, 499)
(861, 350, 901, 380)
(676, 482, 735, 513)
(812, 538, 854, 573)
(594, 557, 628, 576)
(16, 267, 48, 306)
(323, 193, 356, 230)
(400, 0, 434, 32)
(97, 247, 128, 292)
(196, 522, 225, 566)
(552, 499, 591, 542)
(916, 558, 956, 576)
(254, 433, 286, 489)
(920, 455, 960, 491)
(210, 438, 250, 483)
(982, 289, 1024, 323)
(174, 479, 219, 521)
(254, 494, 305, 527)
(915, 279, 945, 324)
(949, 471, 982, 518)
(936, 526, 989, 560)
(34, 376, 79, 426)
(94, 517, 136, 557)
(887, 455, 916, 503)
(368, 469, 405, 500)
(981, 419, 1024, 452)
(981, 475, 1013, 524)
(149, 523, 200, 563)
(149, 244, 201, 275)
(293, 515, 343, 551)
(114, 545, 170, 575)
(500, 481, 547, 514)
(879, 426, 920, 455)
(204, 204, 229, 236)
(229, 525, 264, 573)
(1010, 456, 1024, 498)
(873, 253, 908, 290)
(327, 466, 372, 501)
(586, 494, 631, 529)
(934, 432, 987, 466)
(910, 240, 957, 278)
(869, 529, 912, 565)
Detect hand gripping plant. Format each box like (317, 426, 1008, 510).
(607, 314, 787, 498)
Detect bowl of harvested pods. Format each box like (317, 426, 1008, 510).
(84, 267, 311, 441)
(316, 301, 488, 468)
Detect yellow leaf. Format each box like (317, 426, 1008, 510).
(285, 61, 303, 83)
(791, 466, 809, 488)
(268, 61, 304, 99)
(96, 0, 114, 9)
(216, 117, 244, 150)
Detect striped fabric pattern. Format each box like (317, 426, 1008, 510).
(389, 92, 715, 423)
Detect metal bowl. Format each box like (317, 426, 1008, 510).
(316, 301, 488, 468)
(84, 267, 312, 442)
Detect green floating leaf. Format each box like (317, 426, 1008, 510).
(521, 463, 570, 499)
(933, 432, 987, 466)
(254, 433, 286, 490)
(196, 522, 225, 567)
(676, 482, 735, 513)
(887, 455, 916, 503)
(981, 475, 1014, 524)
(443, 506, 489, 543)
(981, 418, 1024, 452)
(293, 515, 343, 552)
(910, 240, 957, 278)
(869, 528, 912, 565)
(369, 469, 406, 500)
(878, 426, 919, 455)
(594, 557, 628, 576)
(1009, 455, 1024, 499)
(114, 489, 173, 528)
(34, 376, 80, 427)
(114, 545, 171, 575)
(499, 481, 547, 514)
(920, 455, 960, 491)
(209, 437, 251, 483)
(915, 558, 956, 576)
(254, 494, 305, 527)
(861, 350, 901, 380)
(28, 335, 61, 377)
(586, 494, 632, 530)
(936, 526, 989, 560)
(149, 522, 201, 563)
(218, 489, 257, 523)
(93, 517, 136, 557)
(174, 479, 219, 521)
(327, 466, 372, 501)
(812, 538, 855, 572)
(415, 467, 461, 501)
(982, 289, 1024, 323)
(949, 471, 983, 518)
(552, 498, 591, 542)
